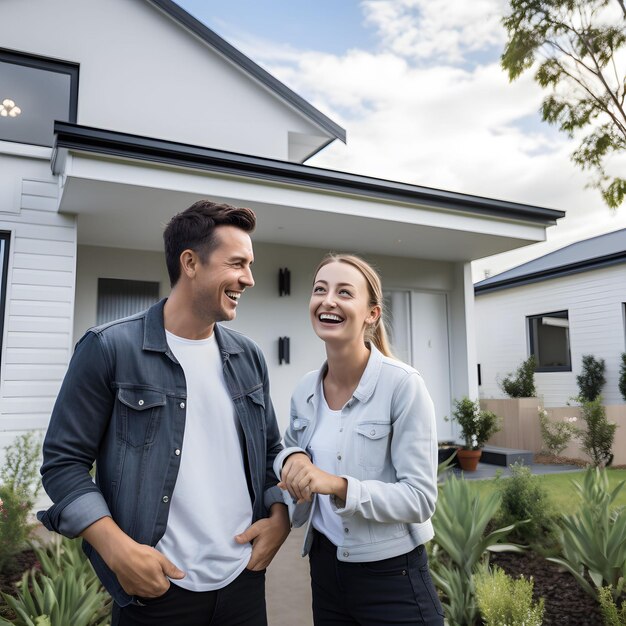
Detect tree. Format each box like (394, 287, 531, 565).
(502, 0, 626, 208)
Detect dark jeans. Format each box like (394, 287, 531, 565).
(309, 531, 444, 626)
(114, 568, 267, 626)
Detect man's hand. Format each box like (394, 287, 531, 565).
(278, 452, 347, 503)
(234, 503, 290, 571)
(82, 517, 185, 598)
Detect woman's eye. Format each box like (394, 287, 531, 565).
(313, 286, 325, 293)
(339, 289, 351, 296)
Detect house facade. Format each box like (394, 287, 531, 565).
(475, 228, 626, 406)
(0, 0, 564, 462)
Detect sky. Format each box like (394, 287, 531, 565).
(177, 0, 626, 281)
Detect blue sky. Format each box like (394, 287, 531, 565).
(175, 0, 626, 278)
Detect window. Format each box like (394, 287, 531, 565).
(0, 49, 78, 147)
(0, 233, 10, 371)
(97, 279, 159, 325)
(527, 310, 571, 372)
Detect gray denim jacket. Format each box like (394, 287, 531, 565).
(274, 345, 438, 562)
(38, 299, 283, 606)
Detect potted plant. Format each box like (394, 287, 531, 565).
(448, 397, 501, 471)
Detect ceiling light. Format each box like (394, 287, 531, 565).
(0, 99, 22, 118)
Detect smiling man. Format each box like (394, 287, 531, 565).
(38, 200, 290, 626)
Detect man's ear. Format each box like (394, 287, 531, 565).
(179, 249, 198, 279)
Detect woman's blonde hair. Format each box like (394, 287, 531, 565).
(313, 253, 395, 358)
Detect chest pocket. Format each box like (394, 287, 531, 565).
(117, 387, 166, 448)
(356, 421, 392, 471)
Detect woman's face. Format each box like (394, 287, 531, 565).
(309, 261, 380, 345)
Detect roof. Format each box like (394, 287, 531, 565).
(52, 121, 565, 225)
(146, 0, 346, 146)
(475, 227, 626, 294)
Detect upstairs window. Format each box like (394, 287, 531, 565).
(0, 49, 78, 147)
(527, 310, 571, 372)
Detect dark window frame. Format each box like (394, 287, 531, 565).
(0, 232, 10, 371)
(527, 309, 571, 372)
(0, 48, 79, 146)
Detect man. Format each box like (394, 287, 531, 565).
(38, 200, 290, 626)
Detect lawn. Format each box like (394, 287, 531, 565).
(464, 468, 626, 514)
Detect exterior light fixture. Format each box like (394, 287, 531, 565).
(278, 268, 290, 296)
(278, 337, 290, 365)
(0, 99, 22, 117)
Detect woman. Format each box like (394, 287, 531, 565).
(276, 254, 444, 625)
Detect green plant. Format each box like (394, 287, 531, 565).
(577, 354, 607, 402)
(579, 397, 616, 467)
(619, 353, 626, 403)
(499, 356, 536, 398)
(430, 475, 523, 626)
(0, 488, 36, 573)
(598, 585, 626, 625)
(494, 462, 558, 548)
(474, 564, 544, 626)
(538, 407, 580, 457)
(0, 432, 42, 499)
(0, 537, 111, 626)
(548, 468, 626, 601)
(447, 398, 501, 450)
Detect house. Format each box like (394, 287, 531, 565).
(0, 0, 564, 462)
(475, 228, 626, 406)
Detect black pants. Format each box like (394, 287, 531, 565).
(114, 568, 267, 626)
(309, 531, 444, 626)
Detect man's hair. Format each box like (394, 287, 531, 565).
(163, 200, 256, 286)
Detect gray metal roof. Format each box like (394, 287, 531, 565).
(475, 227, 626, 294)
(145, 0, 346, 145)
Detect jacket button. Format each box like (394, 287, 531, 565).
(370, 429, 376, 436)
(343, 551, 349, 557)
(344, 527, 349, 533)
(175, 449, 181, 456)
(180, 402, 185, 409)
(138, 399, 144, 406)
(162, 496, 169, 503)
(337, 454, 342, 461)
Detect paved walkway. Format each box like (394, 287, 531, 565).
(447, 460, 582, 480)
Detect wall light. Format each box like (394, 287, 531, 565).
(0, 99, 22, 118)
(278, 268, 291, 296)
(278, 337, 290, 365)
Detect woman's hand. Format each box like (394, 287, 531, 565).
(278, 453, 347, 504)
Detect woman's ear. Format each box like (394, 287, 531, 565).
(366, 305, 382, 326)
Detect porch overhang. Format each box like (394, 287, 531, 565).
(52, 122, 565, 260)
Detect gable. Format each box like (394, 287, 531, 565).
(0, 0, 340, 161)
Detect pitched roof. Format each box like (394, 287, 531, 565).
(475, 228, 626, 294)
(146, 0, 345, 145)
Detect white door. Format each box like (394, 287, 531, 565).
(384, 290, 452, 441)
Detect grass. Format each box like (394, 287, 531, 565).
(464, 469, 626, 515)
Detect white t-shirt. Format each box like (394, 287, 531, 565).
(310, 389, 345, 547)
(156, 330, 252, 591)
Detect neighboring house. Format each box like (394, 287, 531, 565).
(0, 0, 564, 461)
(475, 228, 626, 407)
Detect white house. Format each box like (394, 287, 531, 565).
(0, 0, 564, 460)
(475, 228, 626, 407)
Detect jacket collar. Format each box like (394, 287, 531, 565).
(307, 343, 384, 406)
(143, 298, 244, 356)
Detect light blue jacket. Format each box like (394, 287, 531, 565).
(274, 345, 438, 562)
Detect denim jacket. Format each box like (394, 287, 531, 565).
(273, 345, 438, 562)
(38, 299, 284, 606)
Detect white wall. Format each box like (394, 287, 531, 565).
(0, 151, 77, 463)
(476, 265, 626, 406)
(73, 242, 462, 433)
(0, 0, 324, 160)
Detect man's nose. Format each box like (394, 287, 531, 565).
(241, 267, 254, 287)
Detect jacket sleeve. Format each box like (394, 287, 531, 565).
(37, 331, 115, 538)
(331, 372, 438, 524)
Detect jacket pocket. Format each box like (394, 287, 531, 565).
(117, 386, 166, 448)
(356, 421, 391, 471)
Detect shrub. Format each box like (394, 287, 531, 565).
(579, 397, 616, 467)
(619, 353, 626, 402)
(538, 408, 580, 456)
(548, 468, 626, 601)
(598, 586, 626, 625)
(499, 355, 536, 398)
(474, 564, 544, 626)
(447, 397, 501, 450)
(577, 354, 606, 402)
(494, 462, 558, 548)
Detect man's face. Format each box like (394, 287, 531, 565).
(190, 225, 255, 324)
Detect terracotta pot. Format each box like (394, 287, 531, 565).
(457, 448, 482, 472)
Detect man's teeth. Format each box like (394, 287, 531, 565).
(226, 291, 241, 301)
(319, 313, 343, 322)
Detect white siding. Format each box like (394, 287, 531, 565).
(0, 176, 77, 438)
(476, 265, 626, 406)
